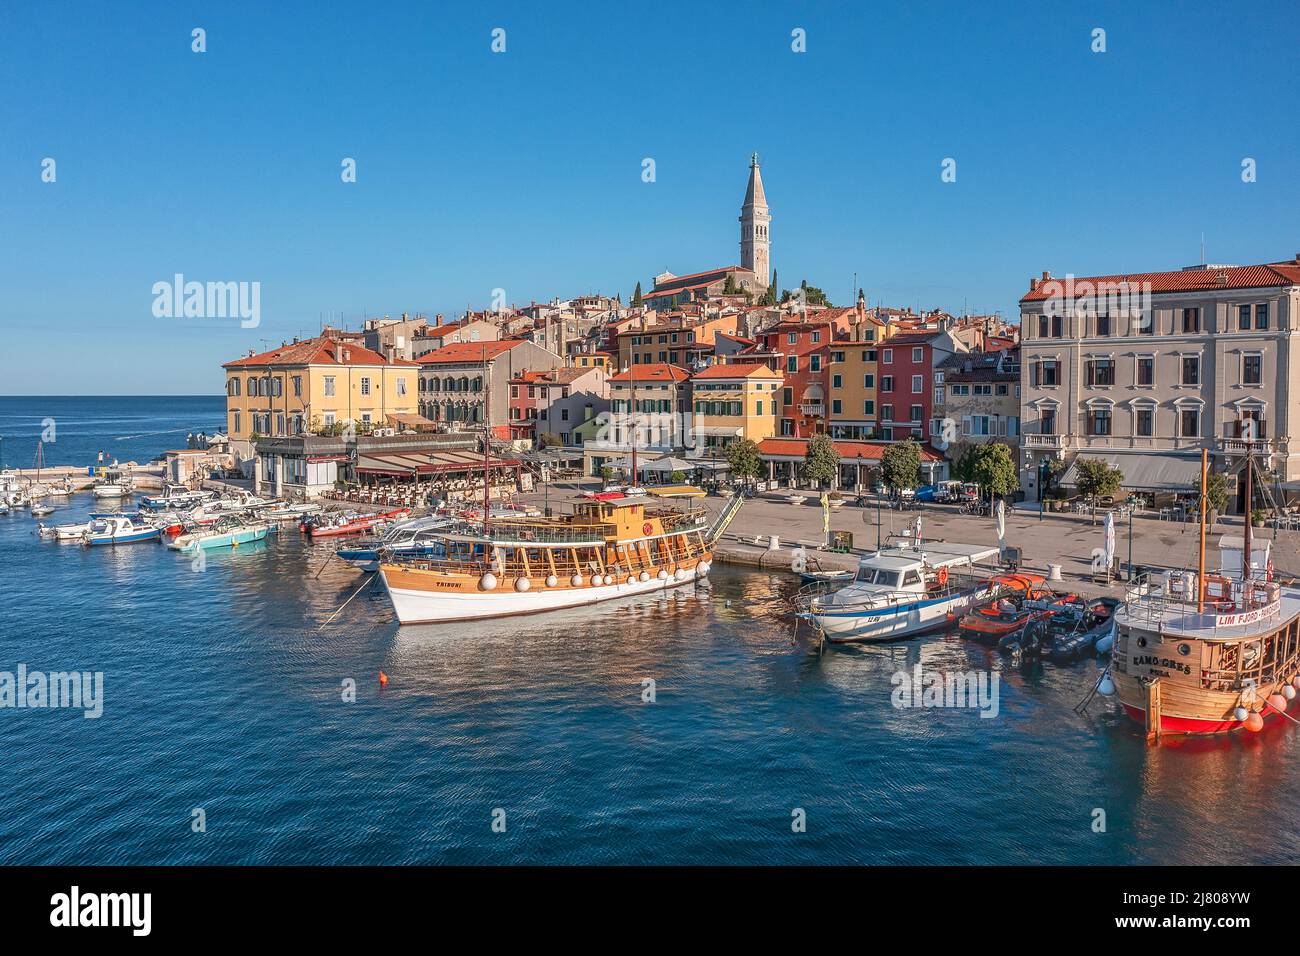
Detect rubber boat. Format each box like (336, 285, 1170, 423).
(956, 573, 1054, 643)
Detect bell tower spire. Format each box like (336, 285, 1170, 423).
(740, 153, 770, 285)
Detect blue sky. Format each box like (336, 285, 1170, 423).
(2, 0, 1298, 394)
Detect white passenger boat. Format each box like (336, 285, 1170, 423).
(800, 542, 1002, 643)
(379, 495, 744, 625)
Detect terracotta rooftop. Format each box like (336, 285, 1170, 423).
(224, 336, 415, 368)
(691, 363, 783, 380)
(416, 340, 527, 365)
(608, 363, 691, 384)
(756, 438, 944, 462)
(1021, 259, 1300, 302)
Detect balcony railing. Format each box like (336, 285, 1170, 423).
(1218, 437, 1282, 455)
(1022, 434, 1066, 449)
(798, 403, 826, 416)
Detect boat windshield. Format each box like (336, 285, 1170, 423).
(855, 567, 903, 587)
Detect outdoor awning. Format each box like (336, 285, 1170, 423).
(641, 456, 695, 473)
(387, 413, 437, 431)
(356, 450, 521, 477)
(1059, 452, 1201, 492)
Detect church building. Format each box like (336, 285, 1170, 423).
(641, 154, 771, 308)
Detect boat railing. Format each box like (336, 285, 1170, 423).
(439, 519, 613, 544)
(1121, 574, 1282, 633)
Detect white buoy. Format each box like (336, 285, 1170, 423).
(657, 569, 668, 580)
(675, 568, 688, 580)
(480, 573, 498, 591)
(514, 577, 530, 592)
(627, 575, 636, 586)
(1098, 674, 1115, 696)
(571, 574, 584, 587)
(545, 574, 558, 588)
(1234, 706, 1250, 722)
(1285, 685, 1297, 701)
(639, 571, 650, 582)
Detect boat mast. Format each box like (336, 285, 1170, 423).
(1242, 437, 1253, 584)
(1197, 447, 1207, 613)
(482, 346, 491, 536)
(629, 367, 637, 485)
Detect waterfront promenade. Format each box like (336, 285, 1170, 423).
(511, 481, 1297, 600)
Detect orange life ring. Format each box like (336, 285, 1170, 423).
(642, 522, 653, 536)
(937, 567, 949, 586)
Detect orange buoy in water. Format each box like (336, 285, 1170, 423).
(1267, 693, 1288, 713)
(379, 671, 389, 687)
(1245, 711, 1265, 732)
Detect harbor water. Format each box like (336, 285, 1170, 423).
(3, 399, 1300, 864)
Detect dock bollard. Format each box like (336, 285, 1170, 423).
(1047, 563, 1063, 582)
(768, 534, 780, 551)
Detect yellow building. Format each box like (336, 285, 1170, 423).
(222, 336, 419, 457)
(828, 313, 890, 440)
(689, 362, 783, 450)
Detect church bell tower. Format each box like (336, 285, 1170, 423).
(739, 152, 770, 285)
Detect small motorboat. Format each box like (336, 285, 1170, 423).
(140, 484, 215, 510)
(259, 502, 322, 521)
(83, 515, 161, 546)
(335, 515, 456, 571)
(40, 520, 93, 541)
(799, 567, 856, 586)
(167, 517, 270, 552)
(91, 468, 133, 499)
(302, 508, 410, 538)
(30, 501, 56, 517)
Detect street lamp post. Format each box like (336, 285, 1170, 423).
(876, 485, 882, 551)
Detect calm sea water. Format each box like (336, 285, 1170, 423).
(2, 398, 1300, 865)
(0, 395, 226, 471)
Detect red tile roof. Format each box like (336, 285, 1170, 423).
(607, 363, 691, 383)
(1020, 260, 1300, 302)
(223, 336, 415, 368)
(757, 438, 944, 461)
(691, 363, 783, 380)
(416, 340, 527, 364)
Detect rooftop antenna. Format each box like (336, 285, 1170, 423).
(1201, 232, 1206, 264)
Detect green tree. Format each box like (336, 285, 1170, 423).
(725, 438, 764, 488)
(722, 274, 738, 295)
(966, 442, 1020, 499)
(1195, 470, 1230, 518)
(881, 439, 922, 492)
(632, 282, 643, 307)
(1074, 457, 1123, 504)
(669, 470, 686, 483)
(803, 433, 840, 487)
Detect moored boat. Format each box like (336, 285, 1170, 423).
(90, 467, 134, 499)
(302, 508, 409, 538)
(1110, 448, 1300, 736)
(378, 495, 740, 625)
(82, 515, 160, 546)
(141, 484, 215, 510)
(799, 542, 1002, 643)
(335, 515, 456, 572)
(166, 516, 269, 552)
